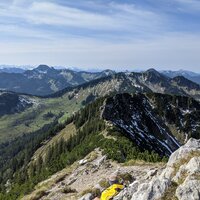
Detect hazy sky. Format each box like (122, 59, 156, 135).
(0, 0, 200, 72)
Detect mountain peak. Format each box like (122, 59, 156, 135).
(36, 65, 53, 71)
(144, 68, 164, 77)
(146, 68, 159, 73)
(161, 70, 200, 85)
(172, 75, 188, 81)
(172, 75, 200, 89)
(101, 69, 115, 76)
(142, 68, 168, 83)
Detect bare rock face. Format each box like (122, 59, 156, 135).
(114, 138, 200, 200)
(173, 156, 200, 183)
(24, 139, 199, 200)
(176, 176, 200, 200)
(130, 169, 173, 200)
(167, 138, 200, 166)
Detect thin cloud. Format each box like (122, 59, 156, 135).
(0, 0, 199, 72)
(175, 0, 200, 11)
(0, 1, 162, 33)
(0, 32, 200, 72)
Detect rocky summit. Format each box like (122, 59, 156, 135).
(114, 138, 200, 200)
(22, 138, 200, 200)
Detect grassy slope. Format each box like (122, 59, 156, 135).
(0, 77, 122, 144)
(0, 90, 87, 143)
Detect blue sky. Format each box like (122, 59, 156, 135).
(0, 0, 200, 72)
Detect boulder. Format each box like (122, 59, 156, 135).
(185, 157, 200, 174)
(173, 156, 200, 182)
(131, 177, 171, 200)
(79, 159, 88, 165)
(114, 138, 200, 200)
(176, 176, 200, 200)
(167, 138, 200, 167)
(94, 155, 107, 167)
(114, 181, 139, 200)
(79, 193, 93, 200)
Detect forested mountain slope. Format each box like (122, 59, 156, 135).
(0, 91, 35, 116)
(0, 93, 199, 199)
(47, 69, 200, 101)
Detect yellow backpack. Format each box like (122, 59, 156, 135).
(100, 184, 124, 200)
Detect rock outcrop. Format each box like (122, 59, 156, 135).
(22, 139, 199, 200)
(114, 138, 200, 200)
(176, 176, 200, 200)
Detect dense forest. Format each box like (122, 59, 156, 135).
(0, 93, 32, 116)
(146, 93, 200, 140)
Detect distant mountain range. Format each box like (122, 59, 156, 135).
(0, 67, 26, 73)
(46, 68, 200, 102)
(0, 65, 199, 97)
(161, 69, 200, 84)
(0, 65, 115, 95)
(0, 66, 199, 96)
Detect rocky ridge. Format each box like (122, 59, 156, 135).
(1, 67, 200, 99)
(114, 138, 200, 200)
(23, 139, 200, 200)
(102, 92, 200, 155)
(22, 149, 164, 200)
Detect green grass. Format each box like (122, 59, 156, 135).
(0, 75, 123, 144)
(123, 159, 166, 166)
(98, 179, 110, 188)
(0, 87, 93, 144)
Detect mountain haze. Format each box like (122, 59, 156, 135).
(0, 65, 115, 95)
(162, 69, 200, 85)
(1, 66, 200, 98)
